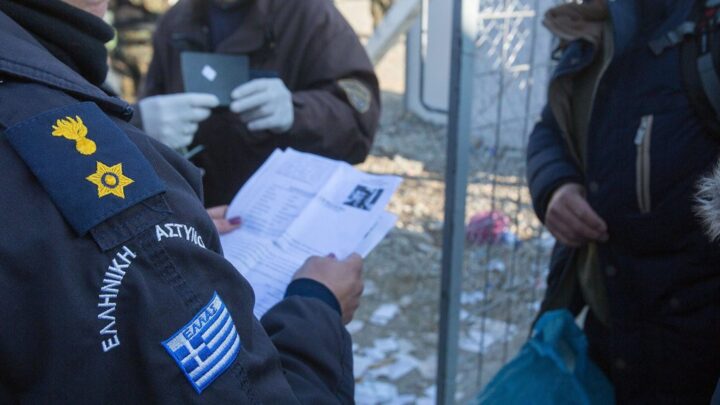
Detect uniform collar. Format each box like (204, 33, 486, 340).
(0, 11, 131, 117)
(0, 0, 114, 86)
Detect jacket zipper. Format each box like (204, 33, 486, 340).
(634, 115, 653, 214)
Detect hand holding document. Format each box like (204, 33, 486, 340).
(220, 148, 402, 317)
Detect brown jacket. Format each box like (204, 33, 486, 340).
(142, 0, 380, 206)
(540, 3, 613, 325)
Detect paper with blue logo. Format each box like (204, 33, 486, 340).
(3, 102, 165, 235)
(162, 292, 241, 394)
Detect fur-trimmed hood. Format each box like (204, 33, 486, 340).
(695, 160, 720, 241)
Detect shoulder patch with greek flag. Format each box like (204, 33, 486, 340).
(162, 292, 241, 394)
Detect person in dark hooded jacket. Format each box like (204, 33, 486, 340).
(527, 0, 720, 402)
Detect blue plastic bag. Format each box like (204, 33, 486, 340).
(476, 310, 615, 405)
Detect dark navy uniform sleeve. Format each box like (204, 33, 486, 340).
(285, 278, 342, 315)
(262, 297, 354, 404)
(526, 104, 584, 222)
(0, 9, 354, 402)
(0, 90, 353, 403)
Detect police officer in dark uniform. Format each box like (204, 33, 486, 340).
(0, 0, 363, 402)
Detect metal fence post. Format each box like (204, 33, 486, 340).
(436, 0, 476, 403)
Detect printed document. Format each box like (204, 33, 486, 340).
(220, 148, 401, 317)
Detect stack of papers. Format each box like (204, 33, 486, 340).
(220, 148, 402, 317)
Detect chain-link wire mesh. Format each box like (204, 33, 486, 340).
(456, 0, 561, 401)
(343, 0, 562, 403)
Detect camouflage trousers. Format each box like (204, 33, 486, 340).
(371, 0, 394, 27)
(110, 43, 153, 102)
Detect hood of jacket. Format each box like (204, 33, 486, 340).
(696, 163, 720, 241)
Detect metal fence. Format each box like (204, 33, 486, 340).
(451, 0, 559, 401)
(352, 0, 559, 402)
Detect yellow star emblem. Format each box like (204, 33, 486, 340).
(86, 161, 134, 199)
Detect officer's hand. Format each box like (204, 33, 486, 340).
(293, 254, 364, 325)
(545, 183, 609, 247)
(139, 93, 220, 149)
(206, 205, 242, 235)
(229, 78, 294, 134)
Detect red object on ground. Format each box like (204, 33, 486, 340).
(466, 211, 510, 245)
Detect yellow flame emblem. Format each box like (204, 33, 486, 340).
(86, 161, 134, 199)
(52, 115, 97, 155)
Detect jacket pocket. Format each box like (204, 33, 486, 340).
(634, 115, 653, 214)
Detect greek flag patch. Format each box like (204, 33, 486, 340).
(162, 292, 241, 393)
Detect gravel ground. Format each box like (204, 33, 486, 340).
(351, 92, 553, 403)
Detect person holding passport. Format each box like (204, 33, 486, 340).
(136, 0, 381, 208)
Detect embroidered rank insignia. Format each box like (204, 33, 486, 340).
(51, 116, 97, 155)
(338, 78, 372, 113)
(4, 102, 165, 235)
(162, 293, 241, 394)
(86, 161, 134, 199)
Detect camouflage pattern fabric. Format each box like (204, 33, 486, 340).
(371, 0, 393, 27)
(108, 0, 172, 102)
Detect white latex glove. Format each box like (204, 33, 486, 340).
(229, 78, 294, 134)
(138, 93, 220, 149)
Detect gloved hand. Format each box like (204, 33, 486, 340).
(229, 78, 294, 134)
(138, 93, 220, 149)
